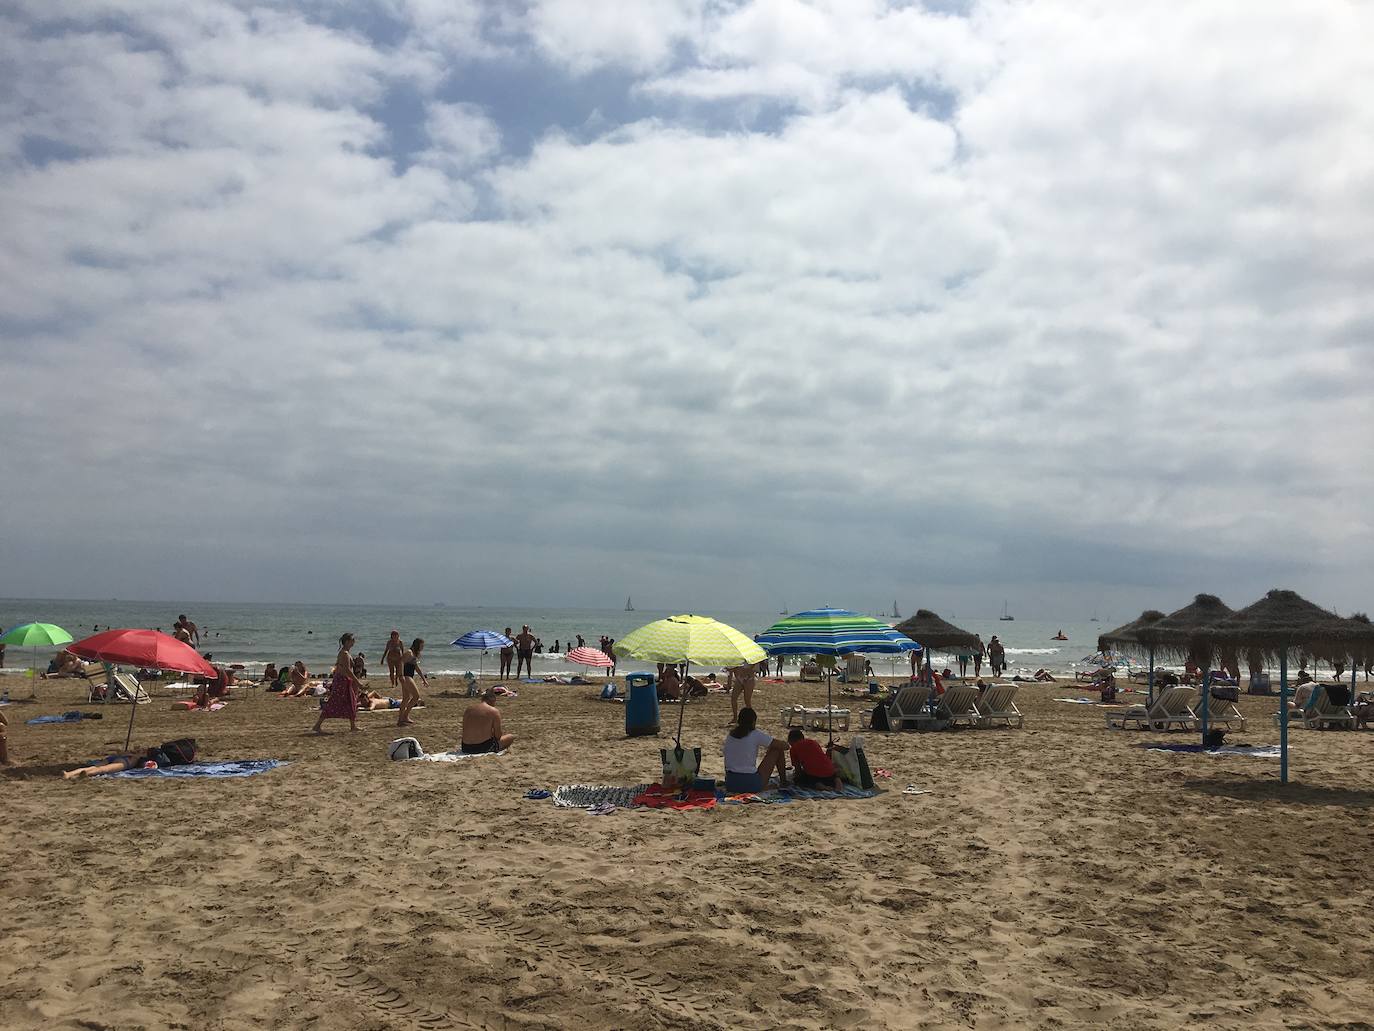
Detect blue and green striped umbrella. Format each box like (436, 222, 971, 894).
(756, 608, 922, 656)
(757, 608, 920, 743)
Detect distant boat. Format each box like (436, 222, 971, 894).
(625, 596, 634, 612)
(999, 601, 1014, 621)
(1089, 611, 1100, 622)
(892, 600, 901, 620)
(780, 604, 789, 615)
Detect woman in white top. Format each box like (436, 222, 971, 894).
(722, 707, 789, 793)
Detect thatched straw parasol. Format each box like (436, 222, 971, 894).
(1135, 593, 1235, 664)
(1097, 610, 1166, 653)
(894, 610, 982, 654)
(1209, 589, 1374, 664)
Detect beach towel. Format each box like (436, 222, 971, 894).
(1055, 697, 1103, 704)
(27, 711, 101, 725)
(1143, 743, 1281, 758)
(409, 749, 508, 762)
(633, 784, 718, 810)
(553, 784, 650, 809)
(104, 759, 286, 779)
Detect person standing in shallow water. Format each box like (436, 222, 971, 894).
(499, 628, 515, 679)
(382, 631, 404, 688)
(312, 633, 364, 735)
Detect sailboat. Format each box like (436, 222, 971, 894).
(999, 601, 1014, 621)
(891, 601, 901, 620)
(625, 596, 634, 612)
(779, 604, 789, 615)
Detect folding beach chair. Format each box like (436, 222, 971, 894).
(109, 672, 151, 704)
(1104, 685, 1197, 731)
(82, 665, 112, 703)
(976, 683, 1024, 728)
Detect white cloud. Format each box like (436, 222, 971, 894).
(1, 1, 1372, 613)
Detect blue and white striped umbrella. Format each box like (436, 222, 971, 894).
(451, 629, 513, 680)
(755, 608, 922, 656)
(452, 630, 513, 650)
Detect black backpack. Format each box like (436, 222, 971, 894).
(157, 738, 198, 766)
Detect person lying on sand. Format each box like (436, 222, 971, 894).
(461, 687, 516, 754)
(62, 740, 195, 780)
(44, 651, 85, 678)
(357, 691, 405, 711)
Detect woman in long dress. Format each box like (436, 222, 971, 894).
(312, 632, 364, 735)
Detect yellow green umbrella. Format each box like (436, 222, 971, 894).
(1, 622, 74, 698)
(614, 615, 766, 749)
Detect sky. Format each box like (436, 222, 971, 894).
(1, 0, 1371, 620)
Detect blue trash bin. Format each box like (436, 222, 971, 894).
(625, 672, 659, 737)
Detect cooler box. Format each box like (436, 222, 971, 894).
(625, 672, 659, 737)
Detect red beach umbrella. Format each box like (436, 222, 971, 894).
(69, 628, 217, 677)
(565, 646, 614, 669)
(69, 628, 218, 750)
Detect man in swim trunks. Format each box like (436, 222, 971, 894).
(515, 625, 536, 678)
(173, 614, 199, 646)
(461, 687, 516, 753)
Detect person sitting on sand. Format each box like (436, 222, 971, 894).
(281, 661, 311, 696)
(262, 663, 279, 685)
(787, 729, 842, 791)
(657, 665, 682, 702)
(45, 650, 84, 678)
(352, 652, 367, 679)
(461, 686, 516, 754)
(684, 674, 711, 697)
(722, 708, 789, 793)
(0, 708, 12, 767)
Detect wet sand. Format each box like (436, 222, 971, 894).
(3, 672, 1373, 1029)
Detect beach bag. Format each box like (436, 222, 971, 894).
(158, 738, 197, 766)
(1211, 686, 1239, 703)
(388, 737, 423, 761)
(660, 746, 701, 787)
(830, 738, 873, 790)
(869, 702, 891, 732)
(1204, 728, 1228, 748)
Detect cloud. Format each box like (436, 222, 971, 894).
(0, 1, 1371, 617)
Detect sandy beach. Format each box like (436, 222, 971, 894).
(4, 671, 1373, 1030)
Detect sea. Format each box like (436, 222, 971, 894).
(0, 598, 1130, 678)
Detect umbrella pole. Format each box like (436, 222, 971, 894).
(123, 678, 139, 751)
(1200, 669, 1211, 746)
(1279, 647, 1289, 785)
(1147, 646, 1155, 707)
(675, 661, 689, 748)
(32, 645, 39, 699)
(827, 665, 834, 747)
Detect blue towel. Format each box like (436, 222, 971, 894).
(26, 711, 93, 725)
(106, 759, 286, 779)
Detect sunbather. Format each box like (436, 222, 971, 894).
(281, 662, 312, 696)
(45, 651, 84, 678)
(657, 665, 682, 701)
(722, 707, 788, 792)
(62, 740, 195, 780)
(358, 691, 401, 711)
(461, 686, 516, 753)
(787, 729, 842, 791)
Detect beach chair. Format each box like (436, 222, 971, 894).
(1104, 685, 1198, 731)
(1284, 685, 1355, 729)
(839, 655, 866, 684)
(976, 683, 1024, 728)
(82, 665, 111, 702)
(934, 685, 982, 728)
(109, 672, 151, 704)
(780, 705, 851, 731)
(799, 662, 824, 683)
(1205, 688, 1247, 731)
(884, 684, 934, 731)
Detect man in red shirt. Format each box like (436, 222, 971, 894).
(787, 729, 843, 791)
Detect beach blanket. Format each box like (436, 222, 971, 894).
(553, 784, 649, 809)
(105, 760, 286, 779)
(409, 749, 508, 762)
(1055, 697, 1103, 704)
(27, 710, 102, 724)
(1144, 743, 1281, 758)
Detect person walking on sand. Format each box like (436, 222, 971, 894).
(312, 633, 364, 735)
(499, 628, 515, 678)
(988, 636, 1006, 678)
(973, 638, 985, 679)
(461, 686, 516, 753)
(728, 661, 756, 725)
(381, 630, 405, 688)
(515, 625, 536, 678)
(397, 637, 427, 727)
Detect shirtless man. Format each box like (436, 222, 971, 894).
(461, 687, 516, 754)
(728, 662, 756, 725)
(515, 625, 536, 678)
(173, 614, 199, 646)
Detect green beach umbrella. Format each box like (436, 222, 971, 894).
(1, 622, 74, 698)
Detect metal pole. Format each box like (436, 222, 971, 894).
(1200, 668, 1211, 746)
(123, 673, 139, 751)
(1279, 648, 1289, 785)
(827, 664, 834, 747)
(1147, 646, 1155, 707)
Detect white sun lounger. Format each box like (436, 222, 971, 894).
(780, 705, 851, 731)
(934, 685, 982, 728)
(1276, 684, 1355, 729)
(1204, 690, 1247, 731)
(884, 684, 934, 731)
(1104, 685, 1197, 731)
(976, 683, 1024, 728)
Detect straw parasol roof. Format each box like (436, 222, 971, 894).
(894, 610, 982, 653)
(1208, 589, 1374, 664)
(1097, 610, 1166, 653)
(1134, 594, 1235, 662)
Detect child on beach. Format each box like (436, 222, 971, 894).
(787, 729, 842, 792)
